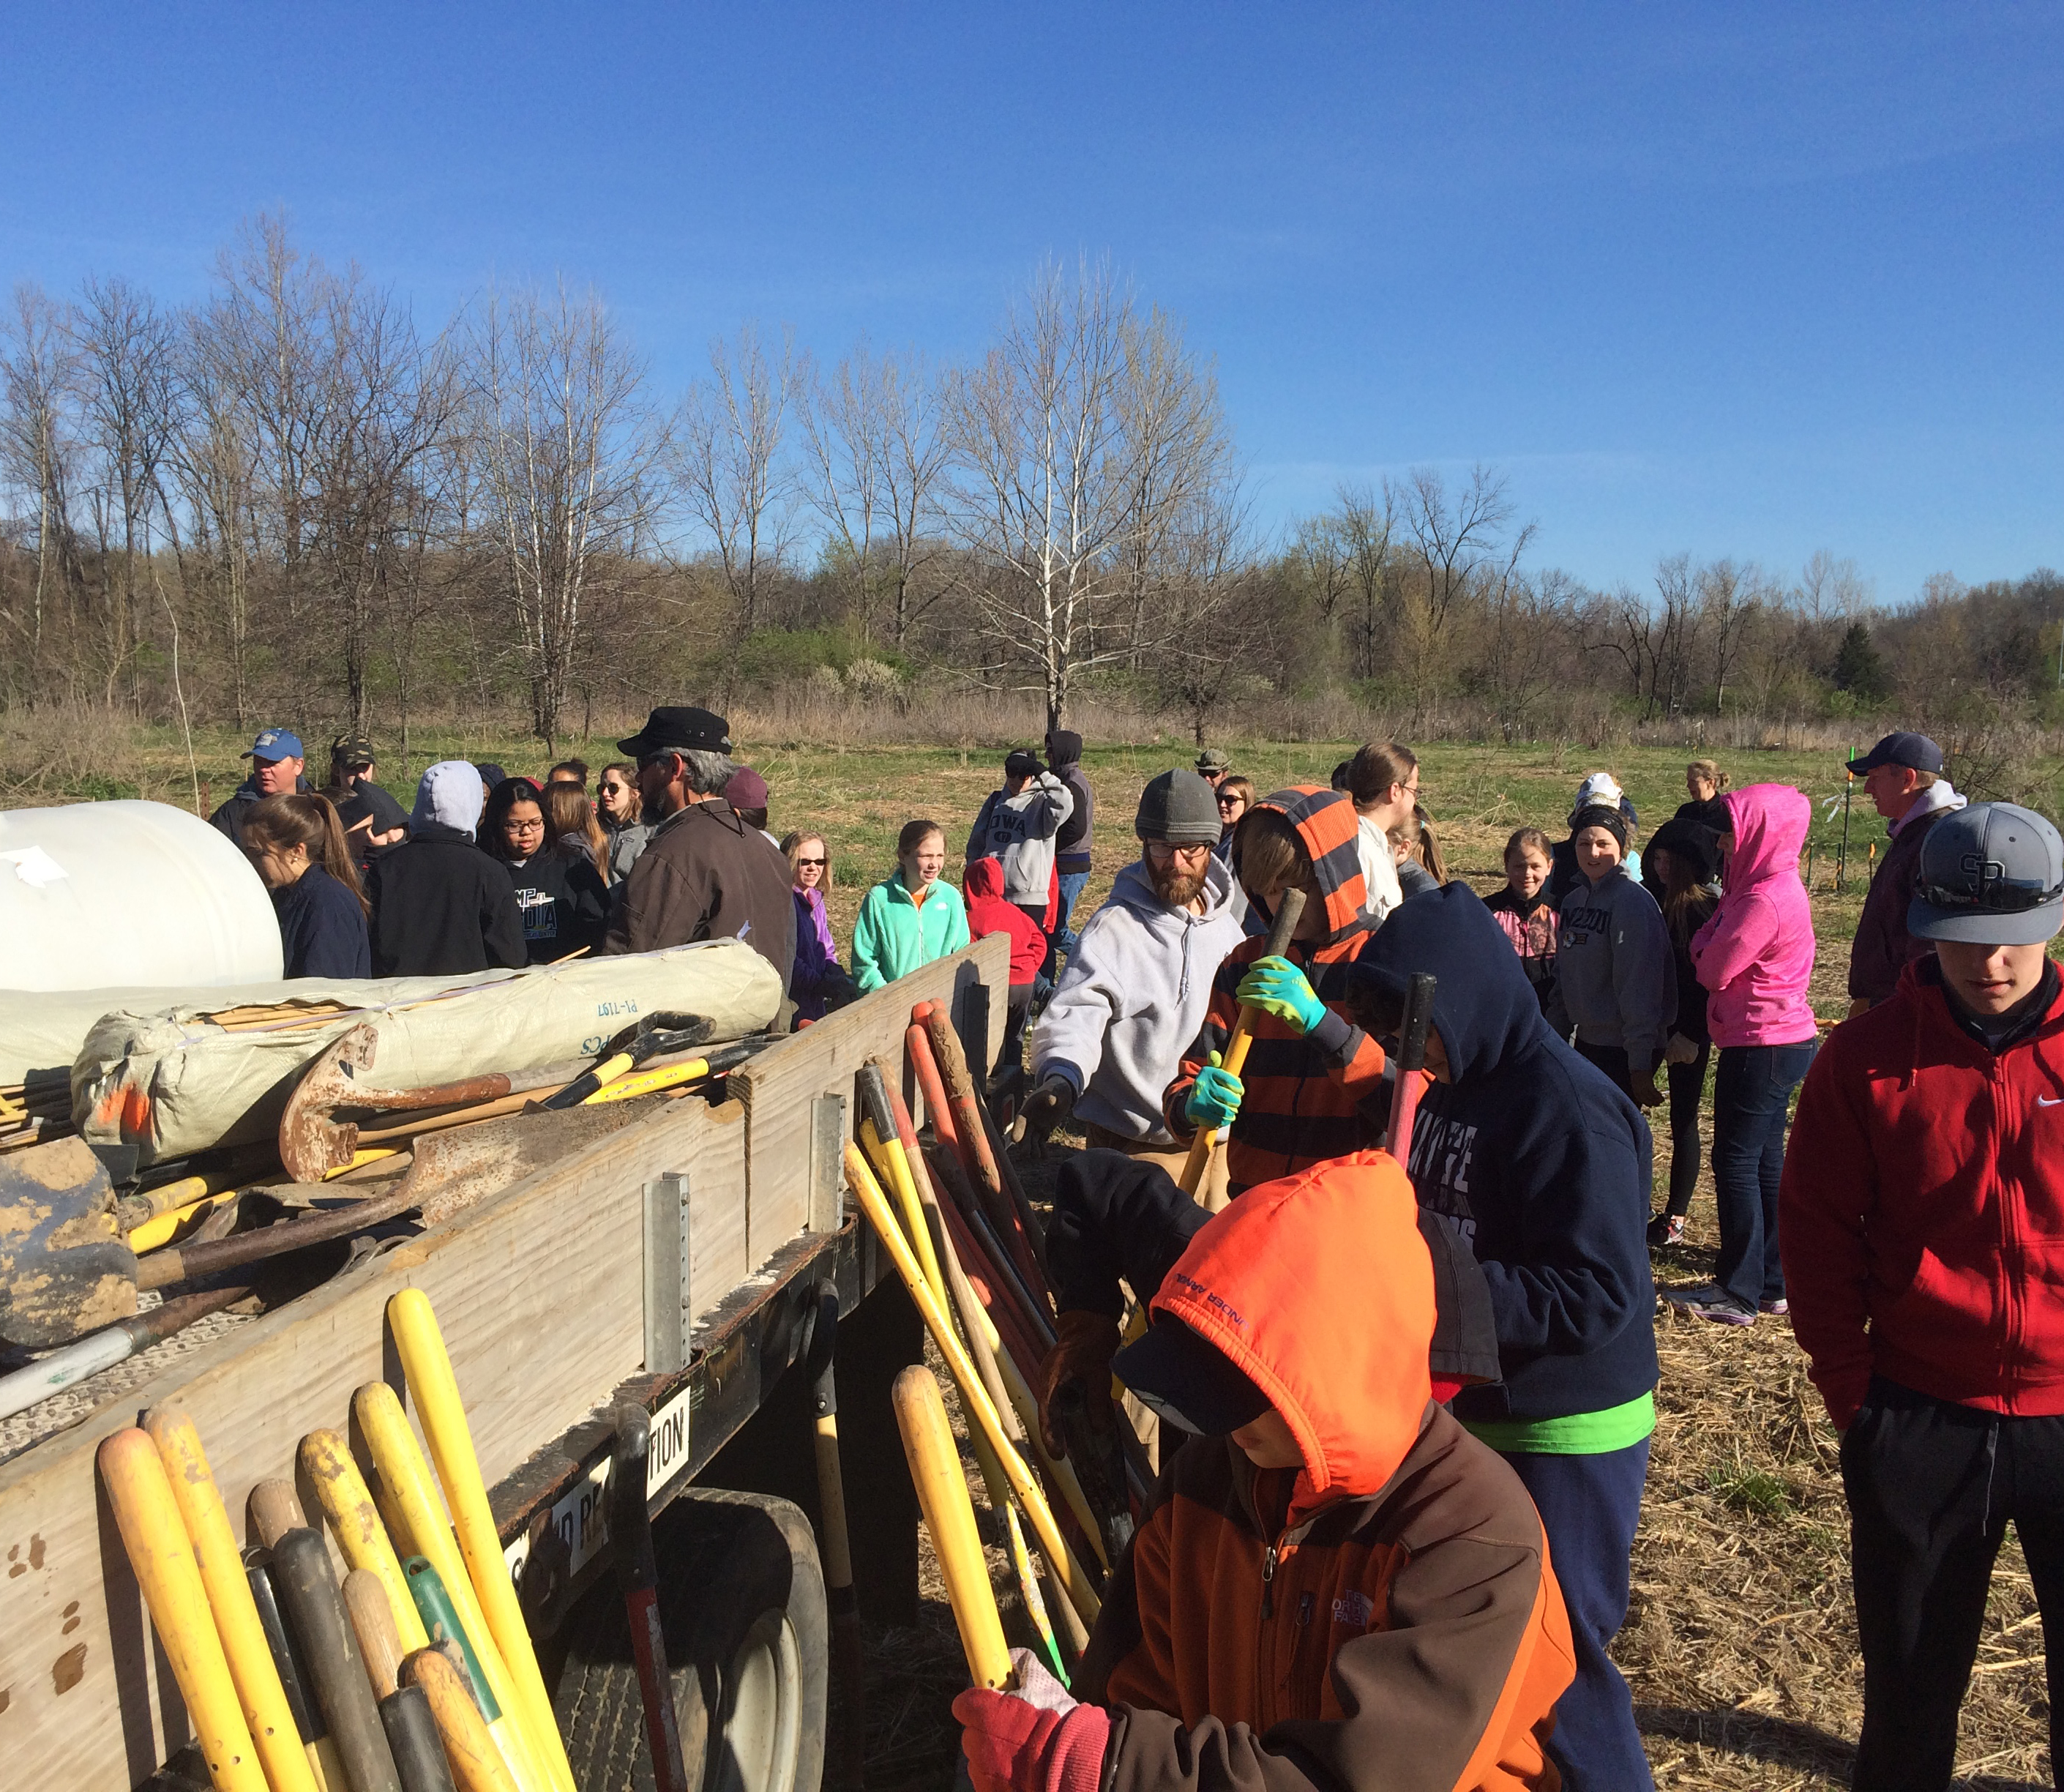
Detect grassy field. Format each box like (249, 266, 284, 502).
(7, 723, 2055, 1787)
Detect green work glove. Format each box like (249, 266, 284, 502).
(1235, 955, 1326, 1036)
(1184, 1050, 1244, 1131)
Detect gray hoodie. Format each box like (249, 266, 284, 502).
(413, 760, 486, 837)
(1031, 855, 1248, 1143)
(965, 772, 1075, 908)
(1545, 864, 1677, 1078)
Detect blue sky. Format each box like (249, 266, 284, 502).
(4, 3, 2059, 601)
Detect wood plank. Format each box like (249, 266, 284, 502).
(733, 938, 1009, 1262)
(0, 1089, 731, 1790)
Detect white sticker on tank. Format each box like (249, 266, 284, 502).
(2, 845, 68, 887)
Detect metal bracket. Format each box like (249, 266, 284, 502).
(642, 1171, 692, 1373)
(807, 1093, 848, 1233)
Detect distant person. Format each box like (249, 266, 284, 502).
(241, 792, 371, 979)
(965, 749, 1074, 937)
(481, 777, 608, 964)
(962, 856, 1050, 1080)
(594, 761, 652, 883)
(473, 761, 507, 804)
(1668, 785, 1818, 1326)
(1341, 741, 1414, 928)
(1486, 825, 1559, 1014)
(209, 728, 311, 848)
(603, 707, 796, 990)
(1547, 772, 1644, 903)
(367, 761, 526, 977)
(724, 766, 779, 846)
(546, 758, 588, 788)
(1044, 728, 1094, 974)
(544, 780, 611, 881)
(1846, 731, 1967, 1016)
(1390, 802, 1447, 899)
(782, 830, 855, 1023)
(1544, 802, 1672, 1108)
(1782, 802, 2064, 1792)
(852, 818, 970, 993)
(1192, 746, 1230, 788)
(1641, 817, 1721, 1247)
(322, 731, 409, 875)
(1022, 769, 1246, 1185)
(1675, 758, 1733, 833)
(1211, 774, 1252, 862)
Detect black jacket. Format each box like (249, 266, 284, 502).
(209, 773, 313, 848)
(1048, 732, 1094, 875)
(272, 865, 370, 979)
(1353, 884, 1659, 1425)
(1849, 801, 1956, 1003)
(495, 847, 609, 966)
(365, 826, 527, 978)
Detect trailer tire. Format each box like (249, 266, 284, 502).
(557, 1487, 829, 1792)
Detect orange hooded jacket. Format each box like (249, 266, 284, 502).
(1084, 1151, 1575, 1792)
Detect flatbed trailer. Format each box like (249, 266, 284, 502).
(0, 937, 1009, 1792)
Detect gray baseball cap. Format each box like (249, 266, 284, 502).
(1908, 802, 2064, 946)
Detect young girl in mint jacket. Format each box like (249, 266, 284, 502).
(852, 818, 971, 992)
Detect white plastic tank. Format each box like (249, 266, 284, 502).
(0, 801, 284, 994)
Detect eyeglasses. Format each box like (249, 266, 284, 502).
(1145, 840, 1213, 862)
(637, 752, 676, 772)
(796, 856, 827, 867)
(504, 817, 546, 835)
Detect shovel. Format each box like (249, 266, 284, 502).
(536, 1012, 714, 1109)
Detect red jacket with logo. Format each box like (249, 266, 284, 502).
(1082, 1154, 1574, 1792)
(1779, 959, 2064, 1428)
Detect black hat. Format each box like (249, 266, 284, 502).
(1852, 731, 1944, 777)
(474, 761, 507, 788)
(1647, 816, 1720, 886)
(618, 706, 732, 759)
(1112, 1315, 1271, 1436)
(1135, 769, 1223, 845)
(1569, 803, 1629, 851)
(1909, 802, 2064, 946)
(1004, 749, 1044, 780)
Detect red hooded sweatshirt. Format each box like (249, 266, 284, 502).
(1780, 957, 2064, 1428)
(1084, 1151, 1574, 1792)
(965, 855, 1050, 987)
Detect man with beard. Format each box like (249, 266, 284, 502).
(1022, 769, 1247, 1190)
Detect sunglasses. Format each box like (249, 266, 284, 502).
(600, 781, 629, 794)
(796, 856, 827, 867)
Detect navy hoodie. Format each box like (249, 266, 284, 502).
(272, 863, 371, 979)
(1352, 883, 1658, 1426)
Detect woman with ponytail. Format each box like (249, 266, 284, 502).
(242, 792, 372, 978)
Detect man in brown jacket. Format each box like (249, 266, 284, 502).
(603, 706, 797, 993)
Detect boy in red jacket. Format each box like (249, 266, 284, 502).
(1781, 801, 2064, 1792)
(965, 855, 1051, 1080)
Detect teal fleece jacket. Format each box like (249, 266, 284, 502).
(851, 871, 971, 992)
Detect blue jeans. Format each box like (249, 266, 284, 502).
(1710, 1040, 1815, 1309)
(1504, 1441, 1656, 1792)
(1046, 870, 1091, 977)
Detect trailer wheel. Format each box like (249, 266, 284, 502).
(557, 1487, 829, 1792)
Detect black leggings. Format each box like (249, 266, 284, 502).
(1662, 1042, 1711, 1219)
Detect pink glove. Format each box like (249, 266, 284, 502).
(954, 1650, 1111, 1792)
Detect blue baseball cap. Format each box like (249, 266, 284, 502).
(1851, 731, 1943, 777)
(242, 728, 304, 763)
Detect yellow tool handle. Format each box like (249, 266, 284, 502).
(354, 1383, 549, 1792)
(581, 1056, 709, 1105)
(861, 1119, 946, 1302)
(386, 1289, 575, 1792)
(99, 1429, 271, 1792)
(812, 1419, 855, 1591)
(146, 1410, 320, 1792)
(301, 1427, 430, 1653)
(847, 1146, 1100, 1627)
(893, 1367, 1014, 1690)
(404, 1646, 522, 1792)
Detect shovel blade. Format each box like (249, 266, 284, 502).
(0, 1136, 138, 1346)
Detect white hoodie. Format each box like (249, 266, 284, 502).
(1031, 854, 1248, 1143)
(413, 761, 486, 838)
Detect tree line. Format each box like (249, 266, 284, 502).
(4, 214, 2059, 754)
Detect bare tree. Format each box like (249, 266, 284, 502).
(0, 283, 82, 698)
(1696, 558, 1767, 714)
(675, 323, 801, 700)
(469, 280, 664, 748)
(1283, 510, 1354, 660)
(1389, 464, 1533, 714)
(1335, 483, 1393, 683)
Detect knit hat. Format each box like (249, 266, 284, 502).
(1136, 769, 1223, 845)
(1004, 749, 1044, 780)
(1647, 816, 1719, 885)
(1569, 772, 1625, 824)
(725, 766, 769, 810)
(1569, 804, 1629, 851)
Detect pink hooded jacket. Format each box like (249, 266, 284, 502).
(1690, 784, 1819, 1048)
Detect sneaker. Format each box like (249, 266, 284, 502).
(1759, 1296, 1790, 1318)
(1664, 1283, 1757, 1326)
(1647, 1213, 1686, 1248)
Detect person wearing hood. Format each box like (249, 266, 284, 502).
(1846, 731, 1969, 1016)
(1781, 804, 2064, 1792)
(966, 748, 1075, 935)
(603, 706, 797, 992)
(1544, 803, 1675, 1108)
(209, 727, 313, 848)
(1347, 884, 1660, 1792)
(1021, 771, 1248, 1189)
(964, 855, 1051, 1078)
(957, 1151, 1574, 1792)
(1642, 816, 1723, 1248)
(365, 760, 527, 977)
(1546, 772, 1644, 904)
(1667, 784, 1819, 1326)
(1163, 787, 1390, 1194)
(1044, 728, 1095, 974)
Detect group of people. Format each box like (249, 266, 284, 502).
(206, 708, 2063, 1791)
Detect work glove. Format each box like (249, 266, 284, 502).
(1184, 1050, 1243, 1132)
(1235, 956, 1326, 1035)
(1663, 1032, 1700, 1067)
(1036, 1310, 1121, 1459)
(1016, 1072, 1077, 1143)
(955, 1649, 1110, 1792)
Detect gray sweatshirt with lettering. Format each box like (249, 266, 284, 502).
(1544, 865, 1677, 1080)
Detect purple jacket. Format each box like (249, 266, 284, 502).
(790, 885, 843, 1021)
(1691, 784, 1819, 1048)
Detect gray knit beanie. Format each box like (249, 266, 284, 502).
(1136, 769, 1223, 845)
(1570, 803, 1629, 851)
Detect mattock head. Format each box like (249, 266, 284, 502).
(277, 1023, 381, 1182)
